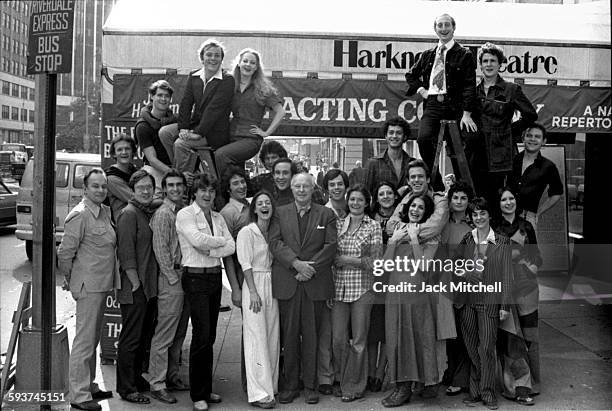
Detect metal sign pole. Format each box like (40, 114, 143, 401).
(16, 1, 75, 402)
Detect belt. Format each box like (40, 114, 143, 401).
(184, 266, 222, 274)
(429, 94, 446, 102)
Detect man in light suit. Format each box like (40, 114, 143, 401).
(269, 172, 337, 405)
(159, 39, 235, 178)
(57, 169, 116, 411)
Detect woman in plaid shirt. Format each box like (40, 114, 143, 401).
(331, 184, 383, 402)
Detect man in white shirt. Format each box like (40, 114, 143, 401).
(176, 172, 235, 411)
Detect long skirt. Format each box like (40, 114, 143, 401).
(385, 271, 446, 385)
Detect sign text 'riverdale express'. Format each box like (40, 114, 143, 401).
(27, 0, 75, 74)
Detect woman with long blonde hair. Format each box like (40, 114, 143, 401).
(215, 48, 285, 173)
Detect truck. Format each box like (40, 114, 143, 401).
(0, 143, 28, 181)
(101, 0, 611, 270)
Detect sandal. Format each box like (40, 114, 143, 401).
(446, 386, 463, 396)
(121, 392, 150, 404)
(516, 396, 535, 406)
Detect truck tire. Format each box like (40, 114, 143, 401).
(26, 240, 32, 261)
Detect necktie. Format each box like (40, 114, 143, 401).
(432, 45, 446, 91)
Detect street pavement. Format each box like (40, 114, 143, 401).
(1, 228, 612, 410)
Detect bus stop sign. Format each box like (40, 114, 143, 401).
(27, 1, 75, 74)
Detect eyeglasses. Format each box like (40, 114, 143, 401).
(134, 184, 154, 192)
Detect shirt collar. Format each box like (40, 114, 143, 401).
(438, 39, 455, 52)
(83, 197, 101, 218)
(295, 202, 312, 214)
(478, 74, 506, 90)
(162, 197, 180, 211)
(338, 214, 369, 237)
(519, 150, 544, 165)
(472, 227, 496, 245)
(449, 213, 471, 224)
(377, 148, 409, 160)
(228, 197, 249, 211)
(193, 67, 223, 83)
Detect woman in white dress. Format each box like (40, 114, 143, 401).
(236, 191, 279, 408)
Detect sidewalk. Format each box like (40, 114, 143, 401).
(3, 274, 612, 410)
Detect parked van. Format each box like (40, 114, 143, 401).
(15, 152, 100, 260)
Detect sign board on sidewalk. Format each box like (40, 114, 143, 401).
(26, 1, 75, 74)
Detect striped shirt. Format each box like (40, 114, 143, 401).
(150, 198, 182, 284)
(334, 215, 383, 302)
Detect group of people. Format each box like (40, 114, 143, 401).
(56, 13, 563, 411)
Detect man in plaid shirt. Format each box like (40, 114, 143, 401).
(365, 117, 415, 198)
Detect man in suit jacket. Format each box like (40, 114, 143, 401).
(269, 172, 337, 405)
(405, 14, 477, 190)
(159, 39, 235, 177)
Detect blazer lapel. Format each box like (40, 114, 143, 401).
(286, 206, 301, 248)
(193, 77, 205, 112)
(200, 77, 220, 109)
(301, 205, 320, 247)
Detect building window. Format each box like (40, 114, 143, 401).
(29, 110, 35, 123)
(1, 105, 9, 120)
(2, 81, 9, 95)
(29, 88, 35, 100)
(11, 83, 19, 97)
(20, 85, 27, 98)
(11, 106, 19, 120)
(21, 108, 27, 121)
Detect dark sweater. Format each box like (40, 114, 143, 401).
(116, 201, 158, 304)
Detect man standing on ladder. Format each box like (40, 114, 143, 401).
(405, 13, 478, 190)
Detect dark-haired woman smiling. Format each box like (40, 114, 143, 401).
(237, 191, 279, 409)
(383, 194, 446, 407)
(455, 197, 512, 410)
(332, 185, 382, 402)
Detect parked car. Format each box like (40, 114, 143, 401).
(0, 176, 17, 226)
(15, 152, 100, 260)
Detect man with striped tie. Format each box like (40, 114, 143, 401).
(405, 14, 478, 191)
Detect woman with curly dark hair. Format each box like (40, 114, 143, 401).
(382, 193, 446, 407)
